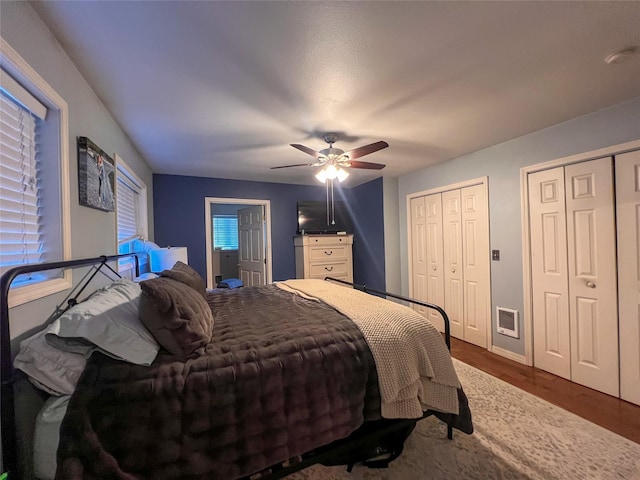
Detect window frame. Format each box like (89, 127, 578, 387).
(114, 154, 148, 275)
(2, 38, 71, 307)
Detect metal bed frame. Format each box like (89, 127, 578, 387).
(1, 256, 454, 479)
(1, 254, 139, 477)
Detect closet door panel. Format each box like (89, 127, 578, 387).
(616, 149, 640, 405)
(425, 194, 444, 331)
(461, 184, 489, 348)
(410, 196, 428, 318)
(528, 167, 571, 379)
(565, 157, 618, 397)
(442, 189, 464, 339)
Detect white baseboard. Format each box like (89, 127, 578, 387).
(490, 345, 528, 365)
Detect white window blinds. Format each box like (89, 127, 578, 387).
(116, 174, 140, 243)
(0, 87, 46, 279)
(213, 215, 239, 250)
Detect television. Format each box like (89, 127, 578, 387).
(297, 200, 353, 234)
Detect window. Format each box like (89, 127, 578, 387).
(0, 87, 44, 274)
(115, 155, 147, 274)
(0, 39, 70, 307)
(213, 215, 238, 250)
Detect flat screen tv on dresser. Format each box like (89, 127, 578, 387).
(297, 200, 353, 234)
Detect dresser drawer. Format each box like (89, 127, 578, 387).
(309, 245, 348, 261)
(309, 261, 348, 277)
(306, 235, 351, 246)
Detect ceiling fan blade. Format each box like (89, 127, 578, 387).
(346, 160, 386, 170)
(270, 163, 316, 170)
(344, 141, 389, 160)
(290, 143, 322, 158)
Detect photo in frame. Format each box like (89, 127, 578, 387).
(77, 136, 115, 212)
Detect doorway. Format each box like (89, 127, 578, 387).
(204, 197, 272, 289)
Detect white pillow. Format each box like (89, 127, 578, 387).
(45, 279, 159, 366)
(14, 329, 86, 396)
(134, 272, 159, 282)
(33, 395, 70, 480)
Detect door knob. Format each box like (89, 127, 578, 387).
(585, 281, 596, 288)
(432, 266, 437, 271)
(451, 268, 456, 273)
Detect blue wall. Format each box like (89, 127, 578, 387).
(153, 174, 385, 286)
(348, 177, 386, 291)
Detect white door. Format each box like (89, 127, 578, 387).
(442, 189, 464, 339)
(461, 184, 489, 348)
(529, 167, 571, 379)
(410, 196, 429, 318)
(616, 149, 640, 405)
(565, 157, 618, 397)
(238, 205, 266, 287)
(425, 193, 445, 332)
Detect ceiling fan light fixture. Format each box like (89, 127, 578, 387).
(315, 168, 328, 183)
(324, 164, 339, 180)
(279, 134, 388, 180)
(315, 165, 349, 183)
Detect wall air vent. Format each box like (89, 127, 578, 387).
(497, 307, 519, 338)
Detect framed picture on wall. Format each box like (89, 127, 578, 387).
(77, 136, 115, 212)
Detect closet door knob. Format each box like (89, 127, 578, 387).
(585, 281, 596, 288)
(432, 266, 437, 271)
(451, 268, 456, 273)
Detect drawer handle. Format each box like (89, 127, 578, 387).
(324, 266, 334, 272)
(324, 250, 333, 256)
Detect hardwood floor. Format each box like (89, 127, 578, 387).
(450, 337, 640, 444)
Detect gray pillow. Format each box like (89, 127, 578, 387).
(45, 279, 159, 366)
(139, 277, 214, 358)
(160, 261, 206, 296)
(14, 329, 86, 396)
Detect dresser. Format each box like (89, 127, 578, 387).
(294, 234, 354, 282)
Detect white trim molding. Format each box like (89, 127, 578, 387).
(2, 38, 71, 308)
(204, 197, 272, 289)
(491, 345, 528, 365)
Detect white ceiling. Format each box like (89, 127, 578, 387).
(32, 1, 640, 186)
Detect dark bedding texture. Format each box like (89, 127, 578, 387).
(56, 285, 472, 480)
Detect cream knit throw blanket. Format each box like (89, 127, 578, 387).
(277, 279, 461, 419)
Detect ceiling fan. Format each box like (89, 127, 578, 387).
(271, 133, 388, 183)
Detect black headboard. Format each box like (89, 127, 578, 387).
(0, 253, 140, 477)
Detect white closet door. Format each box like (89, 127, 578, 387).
(528, 167, 571, 379)
(425, 193, 445, 331)
(410, 196, 429, 318)
(565, 157, 618, 397)
(442, 189, 464, 339)
(616, 149, 640, 405)
(461, 184, 489, 348)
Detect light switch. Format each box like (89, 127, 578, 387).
(492, 250, 500, 261)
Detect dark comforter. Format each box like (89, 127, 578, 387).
(56, 285, 471, 479)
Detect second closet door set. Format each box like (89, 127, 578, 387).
(528, 150, 640, 404)
(410, 183, 490, 348)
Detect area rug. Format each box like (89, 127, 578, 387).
(287, 359, 640, 480)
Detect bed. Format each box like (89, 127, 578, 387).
(1, 254, 473, 479)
